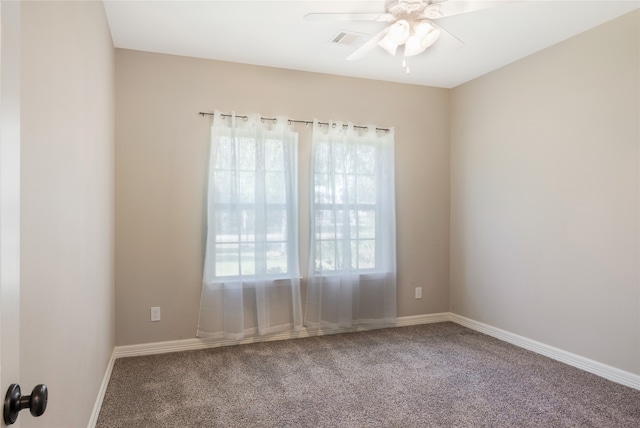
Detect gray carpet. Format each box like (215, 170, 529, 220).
(96, 322, 640, 427)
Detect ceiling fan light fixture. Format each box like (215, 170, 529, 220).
(413, 20, 437, 37)
(404, 24, 441, 57)
(404, 35, 426, 57)
(422, 27, 441, 47)
(387, 20, 411, 44)
(378, 34, 399, 55)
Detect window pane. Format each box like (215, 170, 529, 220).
(334, 145, 346, 173)
(335, 174, 356, 204)
(237, 138, 255, 170)
(314, 143, 331, 173)
(315, 210, 335, 240)
(266, 243, 287, 274)
(349, 210, 358, 239)
(265, 139, 283, 171)
(316, 240, 336, 271)
(266, 209, 287, 242)
(358, 240, 375, 269)
(215, 209, 239, 242)
(334, 175, 344, 204)
(336, 239, 349, 270)
(344, 144, 357, 174)
(357, 145, 376, 174)
(238, 171, 255, 203)
(314, 174, 333, 204)
(348, 175, 357, 204)
(213, 171, 234, 203)
(216, 243, 239, 276)
(357, 175, 376, 204)
(214, 138, 235, 170)
(239, 209, 254, 243)
(265, 172, 285, 203)
(335, 144, 356, 174)
(335, 210, 349, 239)
(240, 244, 255, 275)
(358, 210, 375, 239)
(350, 240, 358, 270)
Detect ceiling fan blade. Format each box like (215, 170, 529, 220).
(437, 0, 519, 19)
(346, 27, 389, 61)
(430, 22, 464, 52)
(304, 13, 395, 22)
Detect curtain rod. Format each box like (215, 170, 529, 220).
(198, 112, 390, 133)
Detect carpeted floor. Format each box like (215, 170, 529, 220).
(96, 322, 640, 427)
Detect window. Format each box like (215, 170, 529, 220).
(305, 121, 397, 329)
(198, 112, 302, 340)
(211, 134, 295, 277)
(309, 123, 396, 274)
(198, 113, 395, 339)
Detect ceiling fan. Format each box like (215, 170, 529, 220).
(305, 0, 508, 72)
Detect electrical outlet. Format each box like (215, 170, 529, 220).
(415, 287, 422, 299)
(151, 306, 161, 322)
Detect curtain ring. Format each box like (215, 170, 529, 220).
(332, 123, 336, 128)
(287, 119, 292, 125)
(243, 116, 248, 122)
(273, 118, 277, 124)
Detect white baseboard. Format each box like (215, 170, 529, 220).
(395, 312, 451, 326)
(449, 313, 640, 391)
(113, 313, 450, 359)
(87, 349, 116, 428)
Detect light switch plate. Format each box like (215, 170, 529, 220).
(151, 306, 161, 322)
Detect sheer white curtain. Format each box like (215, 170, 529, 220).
(197, 111, 302, 339)
(305, 121, 396, 330)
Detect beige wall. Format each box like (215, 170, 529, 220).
(115, 49, 451, 345)
(20, 1, 115, 426)
(450, 10, 639, 374)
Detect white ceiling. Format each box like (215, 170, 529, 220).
(103, 0, 639, 88)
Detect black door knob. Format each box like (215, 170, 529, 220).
(3, 384, 48, 425)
